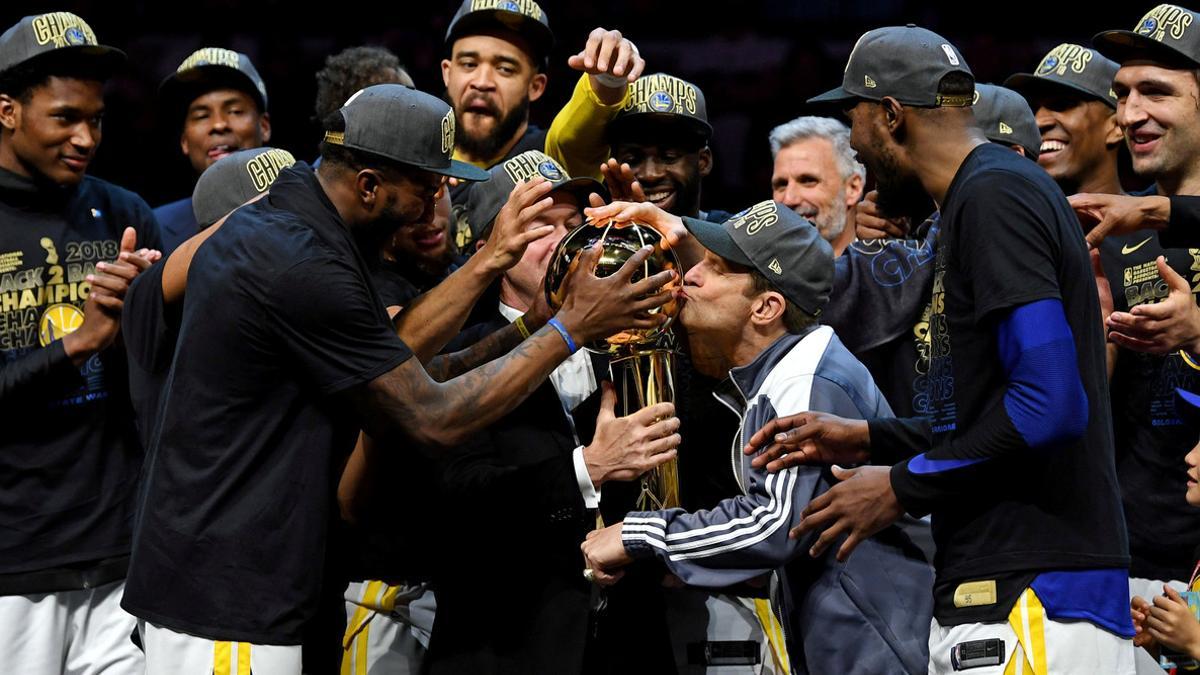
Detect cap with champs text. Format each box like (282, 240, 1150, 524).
(608, 73, 713, 142)
(159, 47, 269, 123)
(682, 201, 833, 317)
(192, 147, 297, 228)
(324, 84, 491, 182)
(973, 84, 1041, 159)
(445, 0, 553, 64)
(464, 150, 606, 242)
(1004, 43, 1120, 109)
(808, 24, 974, 108)
(1094, 4, 1200, 68)
(0, 12, 124, 77)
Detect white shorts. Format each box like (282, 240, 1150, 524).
(341, 580, 435, 675)
(1128, 576, 1187, 675)
(0, 579, 142, 675)
(928, 588, 1134, 674)
(140, 620, 301, 675)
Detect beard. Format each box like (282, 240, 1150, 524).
(455, 96, 531, 162)
(802, 185, 848, 243)
(870, 144, 933, 222)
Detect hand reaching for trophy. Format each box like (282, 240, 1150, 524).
(583, 381, 680, 487)
(551, 243, 675, 346)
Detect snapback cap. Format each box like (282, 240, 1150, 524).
(973, 84, 1041, 159)
(683, 200, 834, 317)
(809, 25, 974, 108)
(1094, 4, 1200, 68)
(0, 12, 124, 77)
(324, 84, 491, 182)
(445, 0, 553, 65)
(159, 47, 268, 124)
(464, 150, 606, 241)
(609, 73, 712, 142)
(192, 147, 296, 228)
(1004, 43, 1119, 109)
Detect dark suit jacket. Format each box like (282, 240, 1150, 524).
(425, 306, 609, 675)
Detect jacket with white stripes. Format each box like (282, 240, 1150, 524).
(621, 325, 934, 674)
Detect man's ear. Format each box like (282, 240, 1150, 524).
(528, 72, 548, 103)
(750, 290, 787, 328)
(356, 169, 384, 209)
(881, 96, 904, 132)
(697, 146, 713, 178)
(844, 172, 865, 207)
(441, 58, 453, 89)
(475, 238, 487, 252)
(1103, 111, 1123, 148)
(0, 94, 19, 133)
(259, 111, 272, 144)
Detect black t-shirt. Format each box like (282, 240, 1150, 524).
(122, 164, 414, 644)
(123, 262, 179, 452)
(887, 144, 1128, 599)
(1099, 227, 1200, 581)
(0, 168, 161, 587)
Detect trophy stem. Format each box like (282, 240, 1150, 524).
(612, 348, 680, 511)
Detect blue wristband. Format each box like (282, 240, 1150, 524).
(547, 317, 578, 353)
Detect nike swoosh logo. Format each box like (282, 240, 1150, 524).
(1122, 237, 1153, 255)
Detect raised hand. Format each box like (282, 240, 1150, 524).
(475, 177, 556, 275)
(855, 190, 910, 240)
(599, 159, 646, 203)
(567, 28, 645, 104)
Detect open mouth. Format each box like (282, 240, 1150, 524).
(413, 228, 446, 249)
(643, 188, 675, 209)
(207, 144, 237, 161)
(1129, 131, 1162, 155)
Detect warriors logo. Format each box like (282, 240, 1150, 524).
(31, 13, 97, 48)
(39, 303, 84, 347)
(1036, 44, 1092, 76)
(537, 160, 563, 181)
(1137, 5, 1193, 42)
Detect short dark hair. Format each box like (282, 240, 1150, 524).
(0, 55, 109, 103)
(313, 46, 410, 122)
(734, 262, 818, 334)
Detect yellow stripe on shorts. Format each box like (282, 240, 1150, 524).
(753, 597, 791, 673)
(237, 642, 251, 674)
(214, 641, 232, 675)
(1005, 588, 1048, 675)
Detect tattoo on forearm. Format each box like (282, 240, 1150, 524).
(424, 323, 524, 382)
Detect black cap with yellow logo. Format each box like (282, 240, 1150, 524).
(973, 84, 1041, 159)
(1094, 4, 1200, 68)
(192, 147, 297, 228)
(159, 47, 269, 125)
(682, 201, 833, 317)
(464, 150, 606, 241)
(324, 84, 490, 182)
(0, 12, 124, 77)
(808, 25, 974, 108)
(608, 73, 712, 144)
(445, 0, 553, 65)
(1004, 43, 1120, 110)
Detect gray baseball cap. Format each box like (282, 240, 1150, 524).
(682, 201, 834, 317)
(609, 73, 713, 143)
(463, 150, 606, 242)
(809, 25, 974, 108)
(0, 12, 124, 77)
(1004, 43, 1119, 109)
(973, 84, 1041, 159)
(1094, 4, 1200, 68)
(445, 0, 553, 64)
(192, 147, 296, 228)
(323, 84, 490, 182)
(159, 48, 269, 123)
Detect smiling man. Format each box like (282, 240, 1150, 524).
(0, 11, 161, 674)
(154, 47, 271, 253)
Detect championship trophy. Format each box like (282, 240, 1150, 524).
(545, 217, 682, 511)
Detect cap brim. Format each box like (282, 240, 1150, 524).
(12, 45, 126, 78)
(551, 176, 608, 206)
(1093, 30, 1200, 68)
(682, 216, 753, 267)
(607, 113, 713, 143)
(806, 86, 858, 106)
(159, 66, 266, 113)
(1003, 73, 1114, 108)
(435, 158, 491, 182)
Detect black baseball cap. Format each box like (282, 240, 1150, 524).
(1094, 4, 1200, 68)
(1004, 43, 1120, 109)
(445, 0, 553, 65)
(464, 150, 606, 241)
(324, 84, 490, 182)
(608, 73, 713, 143)
(973, 84, 1041, 159)
(159, 48, 268, 124)
(0, 12, 124, 78)
(809, 25, 974, 108)
(192, 147, 296, 228)
(682, 201, 834, 317)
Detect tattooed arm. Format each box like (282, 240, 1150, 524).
(395, 179, 558, 362)
(354, 245, 675, 448)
